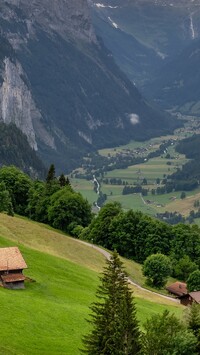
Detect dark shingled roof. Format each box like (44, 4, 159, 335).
(166, 281, 188, 297)
(0, 247, 27, 271)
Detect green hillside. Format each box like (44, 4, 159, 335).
(0, 214, 183, 354)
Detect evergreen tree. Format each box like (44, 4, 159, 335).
(81, 251, 141, 355)
(46, 164, 56, 184)
(45, 164, 60, 196)
(59, 173, 67, 187)
(66, 177, 71, 187)
(186, 303, 200, 353)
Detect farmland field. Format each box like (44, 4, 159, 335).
(71, 151, 191, 215)
(71, 117, 200, 218)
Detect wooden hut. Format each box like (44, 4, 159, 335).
(0, 247, 27, 289)
(166, 281, 188, 298)
(179, 291, 200, 306)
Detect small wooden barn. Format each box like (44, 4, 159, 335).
(0, 247, 27, 289)
(166, 281, 188, 298)
(166, 281, 200, 306)
(179, 291, 200, 306)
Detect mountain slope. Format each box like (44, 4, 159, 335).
(0, 0, 178, 172)
(90, 0, 200, 88)
(143, 38, 200, 115)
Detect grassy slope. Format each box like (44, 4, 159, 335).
(0, 214, 183, 354)
(0, 236, 98, 355)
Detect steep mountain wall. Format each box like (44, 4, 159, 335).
(3, 0, 97, 44)
(0, 0, 178, 172)
(91, 0, 200, 88)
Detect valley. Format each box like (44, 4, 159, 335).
(70, 115, 200, 223)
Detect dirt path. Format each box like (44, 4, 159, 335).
(77, 239, 179, 303)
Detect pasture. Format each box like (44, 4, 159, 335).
(0, 214, 183, 354)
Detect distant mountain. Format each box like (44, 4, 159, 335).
(0, 0, 178, 172)
(90, 4, 162, 87)
(90, 0, 200, 88)
(143, 38, 200, 115)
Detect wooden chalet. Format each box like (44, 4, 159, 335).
(166, 281, 200, 306)
(179, 291, 200, 306)
(166, 281, 188, 298)
(0, 247, 27, 289)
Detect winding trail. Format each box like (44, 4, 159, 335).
(77, 239, 179, 303)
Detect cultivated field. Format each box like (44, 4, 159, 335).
(71, 118, 200, 218)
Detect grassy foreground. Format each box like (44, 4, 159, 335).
(0, 214, 183, 354)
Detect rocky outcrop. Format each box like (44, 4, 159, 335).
(3, 0, 97, 45)
(0, 58, 37, 150)
(0, 57, 55, 151)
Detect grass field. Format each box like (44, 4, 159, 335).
(70, 178, 97, 205)
(104, 154, 187, 185)
(0, 214, 183, 354)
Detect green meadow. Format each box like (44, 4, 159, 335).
(0, 214, 183, 354)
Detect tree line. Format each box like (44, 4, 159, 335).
(168, 134, 200, 192)
(80, 202, 200, 283)
(0, 165, 92, 235)
(1, 165, 200, 285)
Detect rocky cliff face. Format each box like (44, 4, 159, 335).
(0, 58, 37, 150)
(3, 0, 97, 45)
(0, 0, 178, 172)
(0, 54, 55, 151)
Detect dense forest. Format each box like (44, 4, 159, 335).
(0, 165, 92, 234)
(0, 123, 46, 178)
(168, 134, 200, 191)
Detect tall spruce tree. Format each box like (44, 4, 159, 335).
(59, 173, 67, 187)
(81, 251, 141, 355)
(46, 164, 56, 184)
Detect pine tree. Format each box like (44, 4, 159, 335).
(46, 164, 56, 184)
(45, 164, 59, 195)
(66, 177, 71, 187)
(81, 251, 141, 355)
(59, 173, 66, 187)
(187, 303, 200, 353)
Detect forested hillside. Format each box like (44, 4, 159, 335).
(169, 134, 200, 190)
(0, 123, 46, 178)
